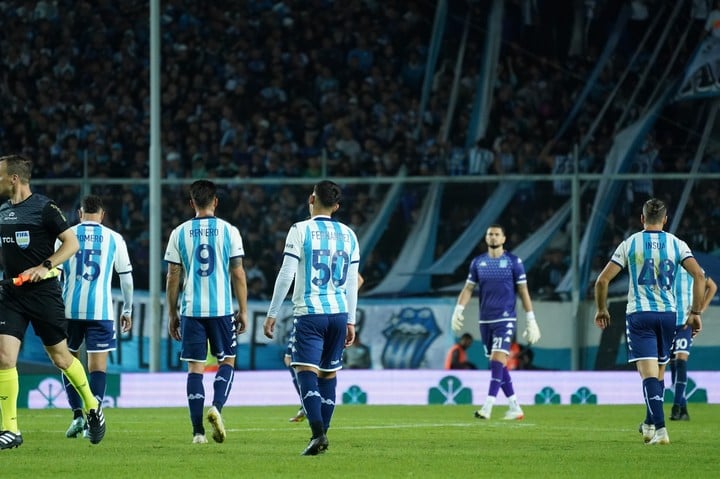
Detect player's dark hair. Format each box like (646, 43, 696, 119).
(643, 198, 666, 224)
(190, 179, 217, 208)
(313, 180, 342, 208)
(488, 223, 505, 235)
(0, 154, 32, 183)
(81, 195, 104, 213)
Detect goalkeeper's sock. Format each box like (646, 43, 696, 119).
(62, 357, 98, 412)
(500, 366, 516, 398)
(0, 368, 19, 433)
(674, 360, 688, 407)
(488, 360, 504, 397)
(187, 373, 205, 435)
(643, 377, 665, 429)
(507, 394, 520, 410)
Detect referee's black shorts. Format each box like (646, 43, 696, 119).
(0, 280, 68, 346)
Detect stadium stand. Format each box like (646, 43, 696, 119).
(1, 0, 719, 300)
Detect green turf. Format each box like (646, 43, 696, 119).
(2, 404, 718, 478)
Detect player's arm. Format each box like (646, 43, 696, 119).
(517, 283, 534, 315)
(701, 276, 717, 312)
(344, 261, 360, 347)
(118, 272, 134, 333)
(681, 257, 705, 334)
(517, 282, 542, 344)
(263, 253, 298, 339)
(451, 281, 475, 333)
(115, 237, 134, 332)
(594, 261, 622, 329)
(230, 256, 248, 335)
(264, 226, 300, 339)
(23, 228, 79, 282)
(456, 281, 475, 308)
(165, 262, 183, 341)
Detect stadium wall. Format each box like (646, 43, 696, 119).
(18, 292, 720, 372)
(20, 370, 720, 409)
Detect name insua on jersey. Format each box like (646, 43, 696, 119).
(645, 240, 665, 250)
(310, 230, 350, 241)
(189, 227, 219, 237)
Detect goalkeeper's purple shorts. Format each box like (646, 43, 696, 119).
(479, 319, 517, 357)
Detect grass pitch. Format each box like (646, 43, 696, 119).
(2, 404, 718, 478)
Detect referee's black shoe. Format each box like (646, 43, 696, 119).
(0, 430, 23, 450)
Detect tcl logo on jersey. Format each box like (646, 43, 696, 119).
(15, 231, 30, 249)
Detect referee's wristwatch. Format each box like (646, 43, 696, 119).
(42, 259, 53, 269)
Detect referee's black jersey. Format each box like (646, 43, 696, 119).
(0, 194, 71, 278)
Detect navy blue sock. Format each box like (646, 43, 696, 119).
(62, 373, 83, 417)
(289, 367, 301, 397)
(297, 370, 323, 438)
(643, 377, 665, 429)
(89, 371, 107, 402)
(212, 364, 234, 412)
(318, 376, 337, 433)
(674, 360, 688, 407)
(187, 372, 205, 435)
(669, 359, 676, 386)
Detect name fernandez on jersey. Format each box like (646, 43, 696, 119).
(310, 230, 350, 242)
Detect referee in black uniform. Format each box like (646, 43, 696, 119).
(0, 154, 106, 449)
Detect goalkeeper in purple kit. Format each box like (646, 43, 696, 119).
(451, 224, 541, 420)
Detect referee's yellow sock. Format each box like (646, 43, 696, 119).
(62, 358, 99, 412)
(0, 367, 20, 433)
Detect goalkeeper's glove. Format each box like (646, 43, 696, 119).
(451, 304, 465, 333)
(522, 311, 541, 344)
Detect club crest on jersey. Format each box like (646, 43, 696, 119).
(15, 231, 30, 249)
(499, 259, 508, 268)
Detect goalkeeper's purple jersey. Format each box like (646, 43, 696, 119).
(466, 251, 527, 323)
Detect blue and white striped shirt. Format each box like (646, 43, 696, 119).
(610, 230, 693, 314)
(57, 222, 133, 320)
(283, 217, 360, 316)
(673, 267, 707, 327)
(164, 216, 244, 317)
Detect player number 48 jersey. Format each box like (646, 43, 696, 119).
(611, 230, 693, 314)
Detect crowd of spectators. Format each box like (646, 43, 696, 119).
(1, 0, 719, 299)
